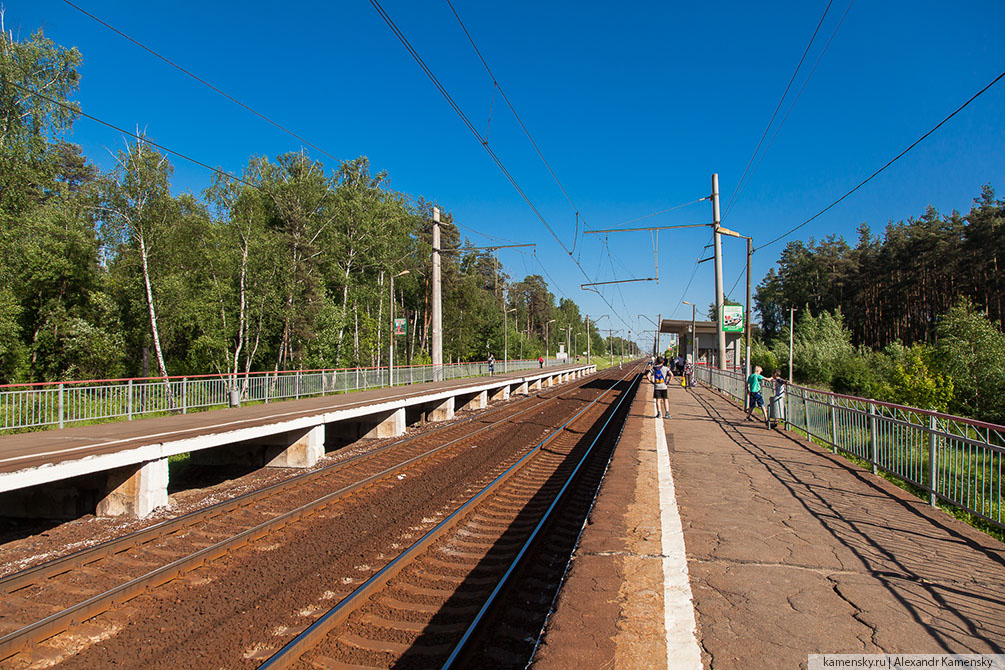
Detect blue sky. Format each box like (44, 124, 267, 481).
(8, 1, 1005, 347)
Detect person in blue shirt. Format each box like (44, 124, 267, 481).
(649, 356, 674, 419)
(744, 365, 770, 427)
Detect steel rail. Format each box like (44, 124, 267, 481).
(257, 364, 640, 669)
(0, 372, 600, 660)
(0, 375, 587, 596)
(442, 369, 641, 667)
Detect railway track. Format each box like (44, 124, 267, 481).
(260, 365, 641, 669)
(0, 366, 635, 667)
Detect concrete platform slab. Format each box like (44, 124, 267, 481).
(535, 380, 1005, 669)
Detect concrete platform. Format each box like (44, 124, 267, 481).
(534, 380, 1005, 668)
(0, 364, 594, 518)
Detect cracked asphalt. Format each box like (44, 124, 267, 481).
(676, 386, 1005, 668)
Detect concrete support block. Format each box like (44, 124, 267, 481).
(97, 458, 169, 518)
(362, 407, 405, 438)
(459, 390, 487, 411)
(516, 381, 530, 395)
(265, 425, 325, 468)
(488, 385, 509, 403)
(546, 376, 554, 387)
(427, 396, 455, 422)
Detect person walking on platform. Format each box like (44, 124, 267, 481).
(683, 358, 694, 390)
(745, 365, 770, 427)
(487, 353, 495, 375)
(649, 356, 673, 419)
(769, 369, 786, 428)
(538, 355, 544, 368)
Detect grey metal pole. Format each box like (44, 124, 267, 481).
(432, 207, 442, 381)
(745, 236, 752, 380)
(691, 304, 696, 364)
(389, 273, 394, 387)
(712, 173, 726, 370)
(505, 305, 509, 373)
(586, 316, 590, 364)
(654, 312, 661, 357)
(789, 307, 795, 384)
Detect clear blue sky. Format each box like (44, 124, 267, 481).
(8, 1, 1005, 347)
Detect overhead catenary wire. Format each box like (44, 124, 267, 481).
(445, 0, 592, 250)
(757, 68, 1005, 251)
(59, 0, 343, 166)
(723, 0, 835, 221)
(669, 232, 713, 319)
(610, 197, 710, 229)
(730, 0, 855, 214)
(369, 0, 631, 328)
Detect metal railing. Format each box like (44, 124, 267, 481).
(695, 365, 1004, 531)
(0, 359, 563, 433)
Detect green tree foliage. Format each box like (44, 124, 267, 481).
(936, 298, 1005, 423)
(877, 343, 953, 412)
(780, 308, 854, 385)
(0, 27, 629, 387)
(755, 192, 1004, 348)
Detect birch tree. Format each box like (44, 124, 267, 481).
(99, 139, 178, 395)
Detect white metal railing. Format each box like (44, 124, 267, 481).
(695, 365, 1005, 531)
(0, 359, 567, 433)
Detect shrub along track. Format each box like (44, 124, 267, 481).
(0, 366, 636, 668)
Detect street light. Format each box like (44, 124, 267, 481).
(389, 270, 410, 385)
(505, 307, 516, 372)
(545, 319, 556, 365)
(682, 301, 696, 366)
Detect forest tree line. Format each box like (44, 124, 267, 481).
(0, 29, 628, 387)
(750, 189, 1005, 425)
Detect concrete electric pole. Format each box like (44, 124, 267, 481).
(432, 207, 442, 381)
(712, 173, 727, 370)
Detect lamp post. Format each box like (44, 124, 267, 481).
(682, 301, 696, 365)
(505, 307, 516, 372)
(545, 319, 555, 365)
(389, 270, 409, 386)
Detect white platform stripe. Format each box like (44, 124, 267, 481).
(655, 416, 703, 669)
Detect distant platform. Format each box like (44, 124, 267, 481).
(0, 364, 595, 519)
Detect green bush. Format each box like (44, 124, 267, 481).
(750, 339, 779, 375)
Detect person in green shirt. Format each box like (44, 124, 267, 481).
(744, 365, 770, 427)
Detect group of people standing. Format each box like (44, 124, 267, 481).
(646, 355, 786, 429)
(646, 355, 694, 420)
(745, 365, 786, 429)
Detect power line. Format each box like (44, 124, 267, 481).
(723, 0, 835, 220)
(453, 221, 517, 244)
(445, 0, 591, 248)
(669, 232, 713, 318)
(60, 0, 343, 166)
(728, 0, 854, 216)
(609, 197, 710, 228)
(758, 69, 1005, 251)
(9, 80, 256, 190)
(369, 0, 631, 328)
